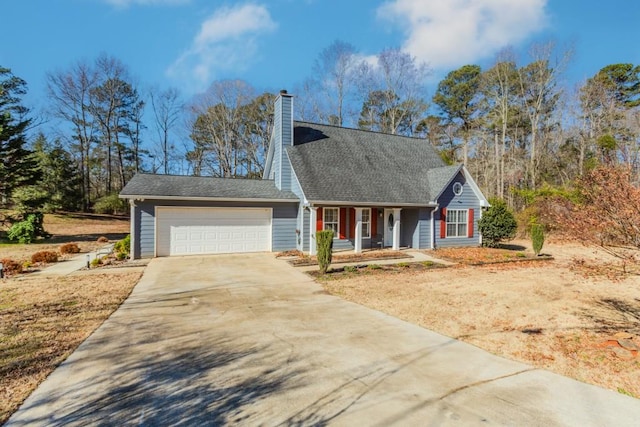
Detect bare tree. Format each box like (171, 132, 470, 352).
(306, 40, 359, 126)
(46, 60, 99, 210)
(357, 48, 430, 135)
(150, 86, 182, 174)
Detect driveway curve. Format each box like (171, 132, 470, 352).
(8, 253, 640, 426)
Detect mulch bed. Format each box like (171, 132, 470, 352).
(285, 250, 411, 267)
(432, 246, 553, 265)
(308, 260, 447, 279)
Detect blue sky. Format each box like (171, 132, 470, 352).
(2, 0, 639, 115)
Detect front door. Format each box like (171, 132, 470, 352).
(383, 208, 394, 247)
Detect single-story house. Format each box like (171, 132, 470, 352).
(120, 91, 489, 259)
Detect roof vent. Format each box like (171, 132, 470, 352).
(280, 89, 288, 95)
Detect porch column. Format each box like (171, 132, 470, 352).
(392, 208, 402, 251)
(309, 207, 317, 256)
(354, 207, 363, 254)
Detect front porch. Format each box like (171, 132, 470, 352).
(306, 206, 412, 255)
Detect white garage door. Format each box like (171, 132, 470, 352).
(156, 207, 271, 256)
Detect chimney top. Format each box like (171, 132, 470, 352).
(279, 89, 288, 95)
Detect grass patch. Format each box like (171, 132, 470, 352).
(0, 271, 141, 423)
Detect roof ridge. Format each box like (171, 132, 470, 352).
(293, 120, 430, 142)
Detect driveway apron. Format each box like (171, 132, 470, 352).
(7, 253, 640, 426)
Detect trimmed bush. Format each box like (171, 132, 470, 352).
(97, 236, 109, 243)
(0, 258, 23, 276)
(316, 230, 334, 274)
(532, 224, 545, 256)
(31, 250, 59, 264)
(478, 198, 517, 248)
(60, 243, 81, 254)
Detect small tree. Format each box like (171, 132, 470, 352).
(553, 165, 640, 267)
(531, 224, 545, 255)
(478, 198, 517, 248)
(316, 230, 334, 274)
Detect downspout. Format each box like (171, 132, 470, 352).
(129, 199, 137, 259)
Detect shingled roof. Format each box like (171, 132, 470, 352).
(120, 174, 298, 201)
(287, 122, 455, 205)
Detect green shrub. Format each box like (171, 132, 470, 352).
(516, 252, 526, 258)
(60, 243, 80, 254)
(344, 265, 357, 273)
(31, 250, 59, 264)
(116, 252, 127, 261)
(421, 260, 434, 267)
(368, 264, 382, 270)
(90, 257, 102, 267)
(7, 213, 49, 243)
(478, 198, 517, 248)
(316, 230, 334, 274)
(93, 193, 128, 215)
(114, 234, 131, 255)
(397, 262, 409, 268)
(531, 224, 545, 256)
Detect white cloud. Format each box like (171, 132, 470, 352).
(103, 0, 190, 7)
(167, 3, 277, 92)
(377, 0, 549, 70)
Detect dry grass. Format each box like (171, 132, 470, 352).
(0, 213, 129, 266)
(322, 241, 640, 399)
(0, 271, 142, 424)
(0, 211, 137, 423)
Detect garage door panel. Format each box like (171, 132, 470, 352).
(156, 207, 271, 256)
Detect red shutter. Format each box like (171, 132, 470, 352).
(316, 208, 323, 232)
(349, 208, 355, 239)
(371, 208, 378, 237)
(468, 209, 474, 238)
(440, 208, 447, 239)
(339, 208, 347, 239)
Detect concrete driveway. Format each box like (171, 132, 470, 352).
(8, 254, 640, 426)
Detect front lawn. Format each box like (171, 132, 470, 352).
(321, 241, 640, 399)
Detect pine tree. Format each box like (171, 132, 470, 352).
(0, 66, 40, 207)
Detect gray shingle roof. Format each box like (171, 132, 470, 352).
(287, 122, 452, 205)
(120, 174, 298, 201)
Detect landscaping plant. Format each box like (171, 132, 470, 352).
(478, 198, 517, 248)
(114, 234, 131, 256)
(316, 230, 334, 274)
(60, 243, 81, 254)
(531, 224, 545, 256)
(31, 250, 59, 264)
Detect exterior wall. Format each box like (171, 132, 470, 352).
(132, 199, 298, 258)
(435, 172, 482, 248)
(417, 207, 434, 250)
(272, 204, 298, 251)
(401, 208, 419, 248)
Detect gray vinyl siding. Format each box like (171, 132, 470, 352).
(272, 204, 298, 251)
(401, 208, 419, 249)
(435, 172, 482, 248)
(273, 95, 293, 191)
(417, 207, 434, 249)
(138, 203, 155, 258)
(132, 199, 298, 258)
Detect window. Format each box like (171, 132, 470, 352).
(361, 208, 371, 238)
(324, 207, 339, 237)
(452, 182, 463, 196)
(446, 209, 468, 238)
